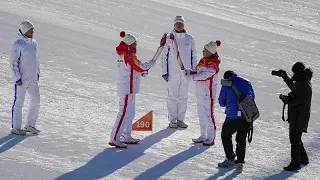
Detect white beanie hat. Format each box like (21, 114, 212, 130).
(20, 20, 34, 34)
(174, 15, 185, 25)
(120, 31, 136, 45)
(204, 40, 221, 54)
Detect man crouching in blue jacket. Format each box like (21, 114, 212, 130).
(217, 70, 255, 173)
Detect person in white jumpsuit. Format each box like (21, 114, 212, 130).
(109, 31, 156, 148)
(10, 20, 41, 135)
(185, 40, 221, 146)
(161, 15, 197, 128)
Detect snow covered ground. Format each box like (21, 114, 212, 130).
(0, 0, 319, 179)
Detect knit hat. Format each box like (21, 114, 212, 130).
(120, 31, 136, 46)
(224, 70, 235, 79)
(20, 20, 34, 34)
(204, 40, 221, 54)
(174, 15, 185, 25)
(292, 62, 305, 73)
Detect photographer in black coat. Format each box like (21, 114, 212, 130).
(273, 62, 313, 171)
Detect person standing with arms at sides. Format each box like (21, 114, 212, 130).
(10, 20, 41, 135)
(185, 40, 221, 146)
(161, 15, 197, 128)
(109, 31, 157, 148)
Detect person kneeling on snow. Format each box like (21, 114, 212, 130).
(218, 70, 255, 173)
(185, 40, 221, 146)
(109, 31, 156, 148)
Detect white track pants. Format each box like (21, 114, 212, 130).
(167, 75, 189, 122)
(196, 96, 216, 143)
(12, 80, 40, 129)
(110, 94, 135, 141)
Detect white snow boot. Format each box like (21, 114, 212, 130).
(11, 128, 26, 135)
(169, 121, 178, 128)
(109, 140, 127, 148)
(192, 136, 205, 143)
(177, 120, 188, 128)
(203, 139, 214, 146)
(121, 136, 140, 144)
(24, 125, 41, 134)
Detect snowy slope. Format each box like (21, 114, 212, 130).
(0, 0, 319, 179)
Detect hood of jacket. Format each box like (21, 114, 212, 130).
(16, 30, 33, 42)
(116, 41, 136, 56)
(292, 68, 313, 82)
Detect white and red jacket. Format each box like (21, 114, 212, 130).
(116, 41, 155, 96)
(192, 53, 220, 143)
(193, 53, 221, 98)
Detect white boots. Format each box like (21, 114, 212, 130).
(169, 120, 188, 128)
(24, 125, 41, 134)
(121, 136, 140, 144)
(11, 128, 26, 135)
(109, 136, 140, 148)
(11, 125, 40, 135)
(192, 136, 205, 143)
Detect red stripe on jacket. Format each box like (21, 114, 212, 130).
(209, 78, 216, 144)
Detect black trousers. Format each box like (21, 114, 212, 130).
(289, 130, 308, 166)
(221, 119, 248, 163)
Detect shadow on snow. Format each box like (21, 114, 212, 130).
(56, 128, 176, 180)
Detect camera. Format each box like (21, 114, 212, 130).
(271, 69, 285, 77)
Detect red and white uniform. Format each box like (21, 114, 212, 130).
(110, 41, 155, 141)
(10, 32, 40, 129)
(161, 30, 197, 122)
(193, 54, 220, 144)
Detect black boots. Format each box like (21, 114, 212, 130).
(300, 145, 309, 165)
(283, 164, 301, 171)
(284, 143, 309, 171)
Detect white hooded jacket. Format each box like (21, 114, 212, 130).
(10, 31, 39, 84)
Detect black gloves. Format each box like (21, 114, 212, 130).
(279, 69, 289, 79)
(279, 92, 294, 104)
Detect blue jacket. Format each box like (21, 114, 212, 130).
(218, 74, 255, 120)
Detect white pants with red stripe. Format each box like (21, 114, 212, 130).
(196, 96, 216, 143)
(110, 94, 136, 141)
(12, 80, 40, 129)
(167, 75, 190, 122)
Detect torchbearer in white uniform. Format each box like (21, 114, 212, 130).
(161, 15, 197, 128)
(10, 20, 41, 135)
(109, 31, 156, 148)
(185, 40, 221, 146)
